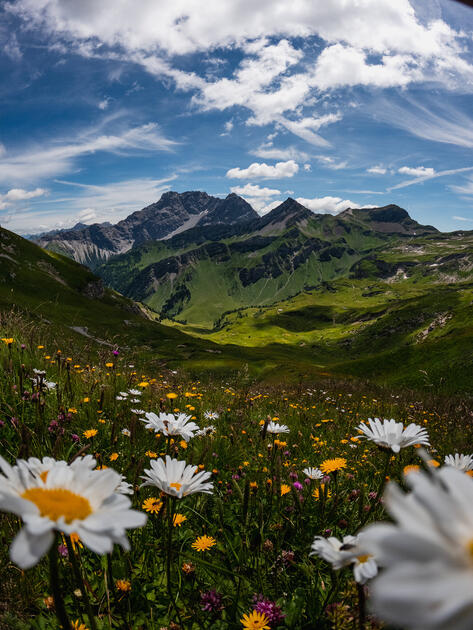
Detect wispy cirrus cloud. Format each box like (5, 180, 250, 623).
(388, 166, 473, 191)
(375, 98, 473, 149)
(2, 176, 176, 233)
(0, 122, 177, 185)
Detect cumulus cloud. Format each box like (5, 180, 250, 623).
(398, 165, 436, 177)
(230, 183, 281, 213)
(226, 160, 299, 180)
(4, 187, 47, 201)
(296, 196, 361, 215)
(9, 0, 471, 147)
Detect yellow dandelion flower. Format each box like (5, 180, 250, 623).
(166, 392, 178, 399)
(138, 381, 149, 388)
(320, 457, 347, 474)
(191, 535, 216, 552)
(142, 498, 163, 514)
(403, 464, 420, 476)
(312, 484, 332, 501)
(72, 621, 88, 630)
(179, 440, 188, 449)
(173, 513, 187, 527)
(145, 450, 158, 458)
(116, 579, 131, 592)
(109, 453, 119, 462)
(240, 610, 270, 629)
(280, 484, 291, 496)
(83, 429, 98, 439)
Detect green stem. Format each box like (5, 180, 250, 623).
(48, 541, 71, 630)
(65, 537, 97, 630)
(166, 497, 184, 628)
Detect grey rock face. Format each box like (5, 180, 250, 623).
(36, 191, 258, 268)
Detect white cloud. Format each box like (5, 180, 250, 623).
(229, 183, 281, 213)
(375, 98, 473, 149)
(390, 166, 473, 191)
(226, 160, 299, 180)
(76, 208, 97, 223)
(303, 163, 311, 172)
(315, 155, 349, 170)
(453, 215, 473, 222)
(251, 144, 310, 162)
(368, 166, 387, 175)
(0, 122, 177, 184)
(278, 114, 341, 147)
(398, 165, 436, 177)
(98, 98, 110, 110)
(311, 45, 422, 90)
(230, 183, 281, 198)
(10, 0, 471, 148)
(4, 187, 47, 201)
(4, 176, 176, 233)
(258, 200, 284, 215)
(10, 0, 466, 60)
(296, 196, 361, 215)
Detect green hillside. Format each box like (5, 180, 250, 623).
(98, 201, 410, 326)
(167, 230, 473, 391)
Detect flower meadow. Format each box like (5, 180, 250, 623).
(1, 329, 473, 629)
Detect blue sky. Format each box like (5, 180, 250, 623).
(0, 0, 473, 233)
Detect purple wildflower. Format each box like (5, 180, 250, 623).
(252, 595, 285, 626)
(200, 590, 224, 614)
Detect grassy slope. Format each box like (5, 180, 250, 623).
(98, 213, 392, 326)
(166, 232, 473, 392)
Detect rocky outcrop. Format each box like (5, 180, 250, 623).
(36, 191, 258, 269)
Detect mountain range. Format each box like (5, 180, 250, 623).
(35, 191, 257, 267)
(18, 190, 473, 391)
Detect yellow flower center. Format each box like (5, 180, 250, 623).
(468, 539, 473, 557)
(357, 554, 371, 563)
(22, 487, 92, 523)
(39, 471, 49, 482)
(170, 482, 182, 491)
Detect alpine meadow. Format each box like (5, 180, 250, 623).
(1, 2, 473, 629)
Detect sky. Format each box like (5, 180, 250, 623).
(0, 0, 473, 234)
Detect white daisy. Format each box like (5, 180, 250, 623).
(121, 428, 131, 437)
(141, 456, 213, 498)
(204, 411, 219, 420)
(356, 418, 429, 453)
(20, 455, 96, 480)
(0, 456, 146, 569)
(128, 389, 142, 396)
(303, 467, 324, 480)
(311, 534, 378, 585)
(361, 466, 473, 629)
(310, 535, 358, 569)
(444, 453, 473, 472)
(140, 412, 200, 442)
(265, 421, 290, 435)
